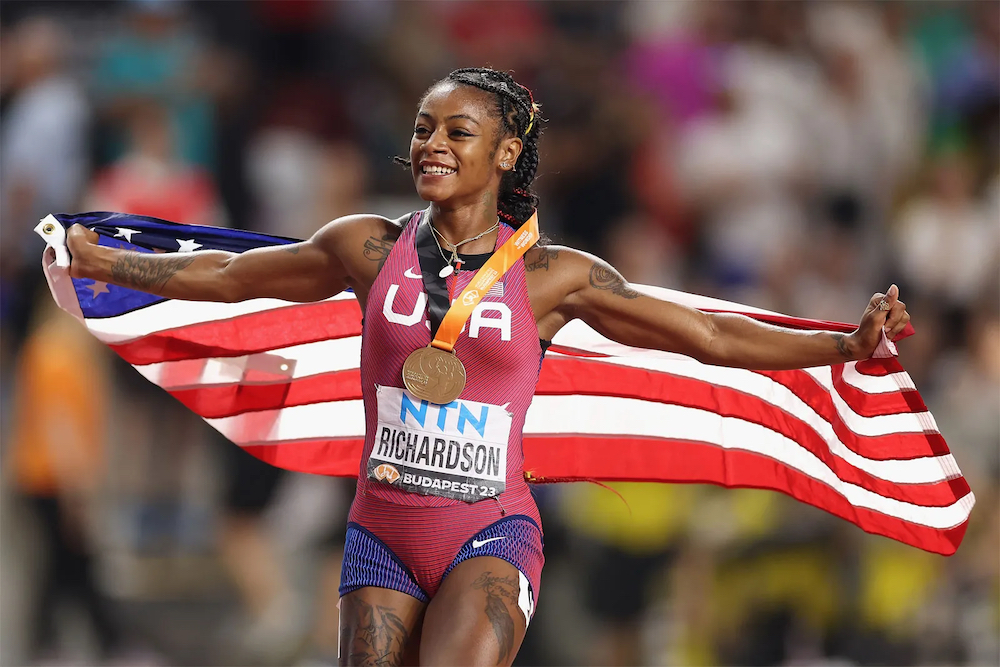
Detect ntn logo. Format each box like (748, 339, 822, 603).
(400, 393, 489, 437)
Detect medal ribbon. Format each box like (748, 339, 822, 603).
(415, 211, 539, 353)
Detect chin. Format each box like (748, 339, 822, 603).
(414, 183, 455, 202)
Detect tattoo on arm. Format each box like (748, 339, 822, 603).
(525, 247, 559, 272)
(471, 572, 519, 665)
(110, 251, 197, 292)
(363, 234, 395, 273)
(339, 595, 410, 666)
(831, 333, 853, 360)
(588, 262, 640, 299)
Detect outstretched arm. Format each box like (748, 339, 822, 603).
(66, 215, 393, 303)
(538, 247, 909, 370)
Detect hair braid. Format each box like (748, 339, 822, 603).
(396, 67, 543, 227)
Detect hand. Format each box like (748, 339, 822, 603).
(850, 284, 910, 359)
(66, 224, 100, 279)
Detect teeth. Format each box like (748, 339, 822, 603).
(422, 165, 456, 175)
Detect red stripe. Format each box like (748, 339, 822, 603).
(237, 434, 966, 555)
(854, 358, 906, 377)
(755, 366, 948, 459)
(541, 356, 949, 461)
(171, 369, 362, 418)
(192, 360, 967, 507)
(829, 365, 930, 418)
(520, 435, 967, 556)
(110, 300, 362, 365)
(242, 437, 364, 477)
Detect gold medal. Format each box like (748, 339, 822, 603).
(402, 346, 467, 404)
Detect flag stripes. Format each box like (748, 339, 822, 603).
(37, 213, 974, 555)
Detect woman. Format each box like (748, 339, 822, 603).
(65, 67, 910, 666)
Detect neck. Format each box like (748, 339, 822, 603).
(429, 197, 500, 254)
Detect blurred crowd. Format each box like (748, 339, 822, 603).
(0, 1, 996, 666)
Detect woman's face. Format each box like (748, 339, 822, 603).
(410, 82, 520, 207)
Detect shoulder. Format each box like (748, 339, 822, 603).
(313, 213, 408, 247)
(524, 244, 601, 281)
(311, 212, 417, 287)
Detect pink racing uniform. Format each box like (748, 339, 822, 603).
(341, 211, 544, 616)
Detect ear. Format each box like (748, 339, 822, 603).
(498, 137, 523, 171)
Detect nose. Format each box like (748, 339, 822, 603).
(423, 126, 448, 153)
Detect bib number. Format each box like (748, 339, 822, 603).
(367, 386, 511, 503)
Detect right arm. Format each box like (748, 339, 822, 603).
(66, 214, 392, 303)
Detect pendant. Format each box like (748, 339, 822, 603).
(439, 264, 454, 278)
(402, 346, 467, 404)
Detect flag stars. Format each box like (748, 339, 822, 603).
(86, 281, 110, 298)
(114, 228, 140, 243)
(176, 239, 203, 253)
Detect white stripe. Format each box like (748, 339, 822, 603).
(544, 352, 948, 477)
(206, 399, 366, 442)
(524, 394, 955, 485)
(215, 396, 972, 529)
(83, 292, 353, 344)
(215, 392, 955, 486)
(840, 364, 916, 393)
(141, 335, 944, 483)
(137, 337, 363, 385)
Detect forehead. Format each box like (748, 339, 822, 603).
(418, 81, 496, 123)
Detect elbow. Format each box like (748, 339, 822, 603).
(694, 313, 727, 366)
(214, 256, 245, 303)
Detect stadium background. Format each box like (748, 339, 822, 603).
(0, 0, 996, 665)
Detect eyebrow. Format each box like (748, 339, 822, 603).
(417, 112, 482, 126)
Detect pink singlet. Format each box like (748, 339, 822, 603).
(343, 211, 545, 604)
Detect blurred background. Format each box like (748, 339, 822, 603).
(0, 1, 997, 665)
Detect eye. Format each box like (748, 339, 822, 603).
(413, 126, 430, 136)
(451, 129, 474, 138)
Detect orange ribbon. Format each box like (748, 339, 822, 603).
(431, 212, 539, 353)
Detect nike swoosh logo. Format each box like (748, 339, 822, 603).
(472, 536, 506, 549)
(404, 267, 421, 279)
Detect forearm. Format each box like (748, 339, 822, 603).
(74, 242, 239, 302)
(704, 313, 857, 369)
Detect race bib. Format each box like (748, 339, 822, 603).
(367, 386, 511, 502)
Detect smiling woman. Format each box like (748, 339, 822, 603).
(63, 66, 913, 666)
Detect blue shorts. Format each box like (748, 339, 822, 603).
(340, 514, 542, 624)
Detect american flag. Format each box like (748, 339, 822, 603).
(37, 212, 974, 556)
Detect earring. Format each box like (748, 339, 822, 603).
(501, 162, 510, 169)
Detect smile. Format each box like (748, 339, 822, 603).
(421, 165, 457, 176)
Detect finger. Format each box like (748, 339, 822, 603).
(885, 284, 899, 307)
(884, 299, 907, 331)
(866, 292, 887, 316)
(888, 312, 910, 339)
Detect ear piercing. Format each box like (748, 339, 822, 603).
(501, 162, 510, 169)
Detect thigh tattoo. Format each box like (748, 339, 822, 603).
(340, 596, 410, 667)
(471, 572, 519, 665)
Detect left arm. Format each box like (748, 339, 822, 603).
(537, 248, 909, 370)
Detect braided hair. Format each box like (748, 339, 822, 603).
(397, 67, 543, 227)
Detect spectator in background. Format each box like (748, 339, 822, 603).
(7, 294, 124, 664)
(892, 150, 998, 317)
(0, 17, 89, 252)
(92, 0, 215, 169)
(0, 16, 90, 358)
(86, 100, 225, 226)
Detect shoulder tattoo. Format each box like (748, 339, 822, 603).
(525, 246, 559, 272)
(589, 261, 640, 299)
(363, 234, 396, 272)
